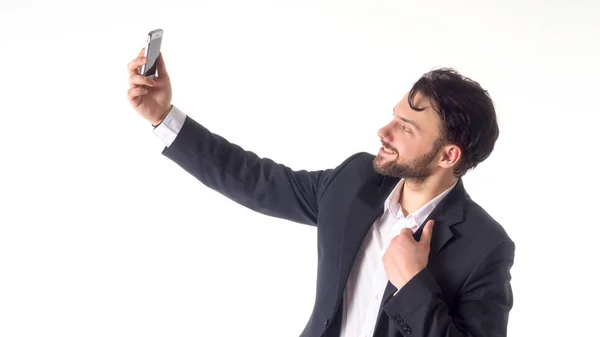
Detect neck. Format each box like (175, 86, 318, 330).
(399, 172, 458, 215)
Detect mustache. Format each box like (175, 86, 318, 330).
(381, 140, 397, 153)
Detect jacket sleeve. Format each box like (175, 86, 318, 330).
(160, 114, 354, 226)
(383, 240, 515, 337)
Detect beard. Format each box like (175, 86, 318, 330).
(373, 139, 443, 183)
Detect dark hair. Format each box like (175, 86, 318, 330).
(408, 68, 499, 177)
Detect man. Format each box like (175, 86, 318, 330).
(127, 49, 515, 337)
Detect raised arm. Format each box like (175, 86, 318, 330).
(160, 110, 345, 226)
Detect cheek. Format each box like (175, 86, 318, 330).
(390, 131, 410, 152)
(392, 135, 423, 159)
(394, 143, 411, 158)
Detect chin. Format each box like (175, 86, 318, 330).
(373, 155, 392, 170)
(376, 152, 396, 162)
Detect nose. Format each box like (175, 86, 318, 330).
(377, 121, 393, 141)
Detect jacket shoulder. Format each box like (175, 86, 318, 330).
(462, 197, 514, 247)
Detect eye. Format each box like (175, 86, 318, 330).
(402, 124, 411, 133)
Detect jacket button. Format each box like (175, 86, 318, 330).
(324, 318, 330, 327)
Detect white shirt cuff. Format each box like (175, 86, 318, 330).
(152, 105, 186, 147)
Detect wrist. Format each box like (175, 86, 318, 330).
(151, 104, 173, 127)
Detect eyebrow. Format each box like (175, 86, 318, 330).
(393, 108, 422, 131)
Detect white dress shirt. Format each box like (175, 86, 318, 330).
(152, 105, 186, 147)
(339, 179, 456, 337)
(152, 105, 457, 337)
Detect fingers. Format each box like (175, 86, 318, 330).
(128, 48, 148, 75)
(128, 56, 146, 76)
(420, 220, 435, 247)
(129, 73, 155, 88)
(127, 48, 153, 104)
(127, 86, 148, 103)
(400, 227, 414, 238)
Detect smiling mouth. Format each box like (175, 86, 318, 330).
(380, 145, 397, 155)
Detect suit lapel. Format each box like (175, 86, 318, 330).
(333, 174, 469, 327)
(334, 174, 398, 300)
(378, 178, 467, 312)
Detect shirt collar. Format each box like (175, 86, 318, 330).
(383, 178, 458, 224)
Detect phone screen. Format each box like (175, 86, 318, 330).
(143, 34, 162, 77)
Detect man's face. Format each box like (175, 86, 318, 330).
(373, 91, 445, 181)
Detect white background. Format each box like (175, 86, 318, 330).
(1, 0, 599, 336)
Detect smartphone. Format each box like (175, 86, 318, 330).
(140, 29, 163, 79)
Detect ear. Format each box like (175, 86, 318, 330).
(438, 144, 461, 169)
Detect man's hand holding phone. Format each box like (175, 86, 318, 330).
(127, 48, 173, 126)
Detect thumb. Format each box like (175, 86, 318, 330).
(157, 52, 169, 78)
(420, 220, 435, 247)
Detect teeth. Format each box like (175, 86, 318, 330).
(383, 147, 395, 154)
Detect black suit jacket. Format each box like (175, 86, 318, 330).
(159, 115, 515, 337)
